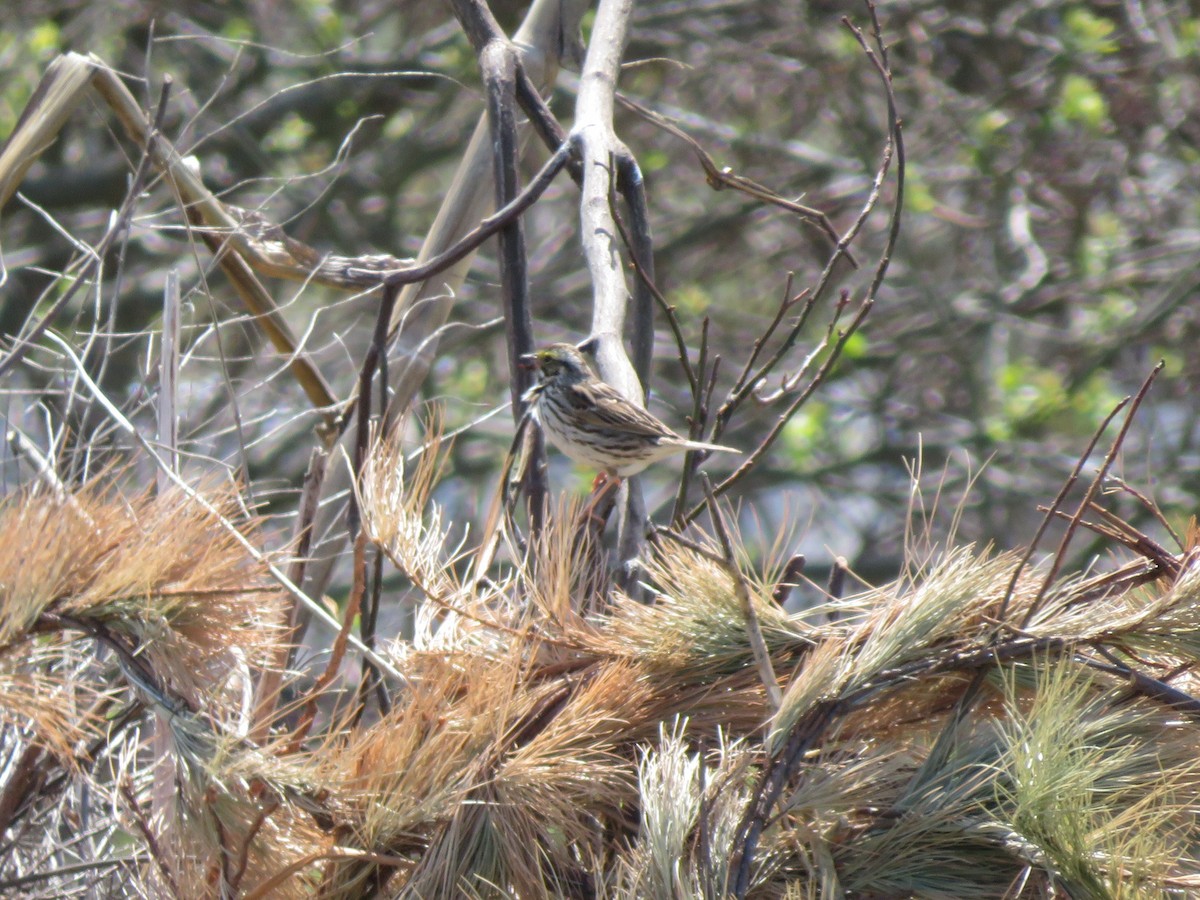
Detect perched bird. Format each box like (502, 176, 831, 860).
(519, 342, 739, 478)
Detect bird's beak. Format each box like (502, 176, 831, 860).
(518, 352, 539, 372)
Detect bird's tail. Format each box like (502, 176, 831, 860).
(682, 440, 740, 455)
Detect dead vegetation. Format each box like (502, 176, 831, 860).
(3, 457, 1200, 897)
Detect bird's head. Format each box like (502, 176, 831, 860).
(518, 343, 593, 381)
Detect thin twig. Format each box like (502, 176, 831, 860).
(350, 274, 396, 705)
(728, 275, 810, 398)
(470, 408, 536, 585)
(993, 397, 1130, 625)
(701, 474, 781, 711)
(697, 738, 715, 900)
(1071, 501, 1179, 575)
(119, 779, 180, 899)
(608, 180, 699, 398)
(649, 524, 728, 566)
(0, 75, 171, 382)
(670, 318, 710, 524)
(183, 214, 341, 430)
(844, 11, 905, 309)
(296, 529, 370, 742)
(1021, 361, 1164, 628)
(348, 284, 399, 539)
(616, 92, 853, 264)
(226, 800, 280, 896)
(726, 8, 904, 447)
(0, 857, 143, 893)
(6, 426, 73, 507)
(1081, 652, 1200, 717)
(362, 545, 391, 716)
(254, 442, 330, 738)
(1109, 475, 1183, 550)
(685, 296, 873, 524)
(379, 142, 572, 287)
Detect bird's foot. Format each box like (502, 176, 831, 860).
(578, 472, 621, 528)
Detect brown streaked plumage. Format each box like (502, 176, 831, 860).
(519, 343, 739, 477)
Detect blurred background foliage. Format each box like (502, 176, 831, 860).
(2, 0, 1199, 593)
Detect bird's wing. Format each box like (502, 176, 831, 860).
(568, 379, 679, 439)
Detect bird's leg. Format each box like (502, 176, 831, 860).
(577, 471, 621, 529)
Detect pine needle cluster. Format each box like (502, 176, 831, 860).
(7, 439, 1197, 897)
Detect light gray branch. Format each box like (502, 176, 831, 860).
(573, 0, 639, 400)
(571, 0, 649, 585)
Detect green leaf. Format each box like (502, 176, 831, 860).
(264, 112, 315, 154)
(1056, 74, 1109, 131)
(840, 331, 869, 360)
(1063, 8, 1119, 56)
(641, 148, 670, 173)
(972, 109, 1011, 147)
(673, 284, 712, 315)
(27, 21, 61, 57)
(220, 17, 254, 42)
(781, 402, 828, 462)
(906, 173, 936, 215)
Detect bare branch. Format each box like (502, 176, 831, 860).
(701, 474, 781, 712)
